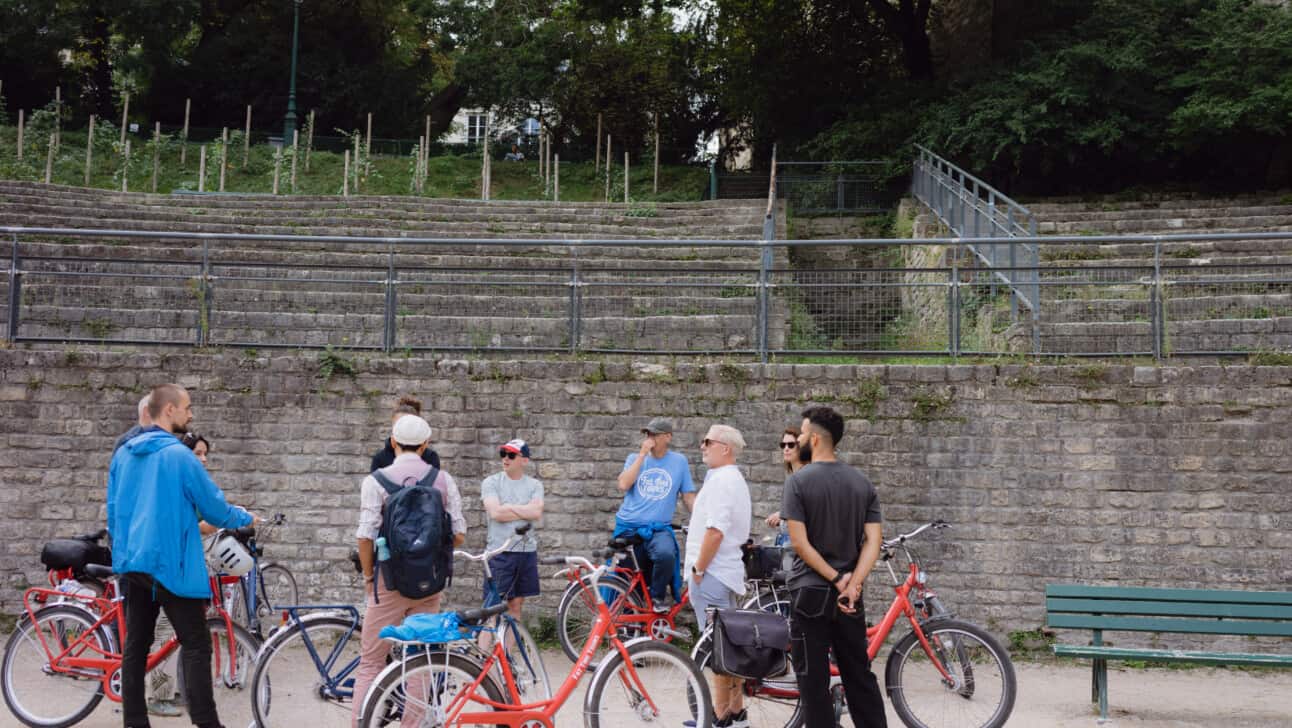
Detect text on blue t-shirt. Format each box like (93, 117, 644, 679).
(616, 450, 696, 525)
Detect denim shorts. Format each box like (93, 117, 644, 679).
(689, 572, 738, 632)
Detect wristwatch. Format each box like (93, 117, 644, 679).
(691, 565, 705, 580)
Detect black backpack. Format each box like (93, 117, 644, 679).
(374, 467, 454, 599)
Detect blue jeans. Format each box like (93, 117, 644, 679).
(633, 530, 678, 603)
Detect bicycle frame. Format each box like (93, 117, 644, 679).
(396, 564, 659, 728)
(19, 581, 245, 703)
(566, 552, 690, 639)
(277, 605, 364, 700)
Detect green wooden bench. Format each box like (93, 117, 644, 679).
(1045, 584, 1292, 721)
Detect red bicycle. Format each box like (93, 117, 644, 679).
(554, 529, 691, 666)
(691, 520, 1017, 728)
(2, 563, 261, 728)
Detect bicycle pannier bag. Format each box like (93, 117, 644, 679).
(40, 538, 111, 575)
(711, 608, 791, 680)
(374, 468, 454, 599)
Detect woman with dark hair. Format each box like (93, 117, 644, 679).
(180, 432, 211, 466)
(765, 426, 805, 528)
(370, 396, 441, 471)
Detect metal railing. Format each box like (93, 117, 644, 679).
(3, 227, 1292, 361)
(714, 160, 903, 215)
(912, 145, 1040, 344)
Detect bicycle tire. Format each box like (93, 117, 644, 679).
(251, 612, 363, 728)
(585, 640, 712, 728)
(206, 616, 261, 728)
(555, 572, 638, 666)
(493, 615, 551, 701)
(884, 618, 1016, 728)
(357, 649, 505, 728)
(258, 563, 300, 614)
(692, 634, 801, 728)
(1, 604, 112, 728)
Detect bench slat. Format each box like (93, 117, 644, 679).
(1046, 584, 1292, 606)
(1048, 614, 1292, 637)
(1047, 597, 1292, 621)
(1053, 644, 1292, 667)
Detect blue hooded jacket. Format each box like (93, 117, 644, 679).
(107, 427, 253, 598)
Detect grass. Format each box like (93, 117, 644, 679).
(0, 124, 709, 202)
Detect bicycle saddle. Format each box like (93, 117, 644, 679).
(607, 534, 645, 550)
(84, 564, 116, 579)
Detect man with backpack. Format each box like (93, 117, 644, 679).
(351, 414, 466, 724)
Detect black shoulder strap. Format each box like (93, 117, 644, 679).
(372, 470, 402, 496)
(415, 466, 441, 490)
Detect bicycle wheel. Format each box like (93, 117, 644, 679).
(555, 572, 638, 666)
(357, 649, 505, 728)
(252, 612, 363, 728)
(207, 616, 261, 728)
(585, 640, 711, 728)
(494, 615, 551, 701)
(2, 605, 113, 728)
(691, 632, 800, 728)
(884, 619, 1016, 728)
(258, 564, 300, 613)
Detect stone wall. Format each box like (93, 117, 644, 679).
(2, 348, 1291, 648)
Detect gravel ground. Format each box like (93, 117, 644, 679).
(34, 652, 1292, 728)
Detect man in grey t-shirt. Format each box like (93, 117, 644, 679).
(780, 406, 886, 728)
(481, 439, 545, 620)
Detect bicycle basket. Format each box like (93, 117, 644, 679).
(204, 533, 254, 576)
(378, 612, 477, 644)
(741, 544, 786, 581)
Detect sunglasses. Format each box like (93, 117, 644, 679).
(499, 451, 519, 460)
(780, 441, 799, 449)
(701, 438, 727, 448)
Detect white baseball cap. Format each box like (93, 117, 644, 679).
(391, 415, 432, 447)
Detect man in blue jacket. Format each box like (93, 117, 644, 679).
(107, 383, 257, 728)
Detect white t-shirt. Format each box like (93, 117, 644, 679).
(684, 464, 752, 595)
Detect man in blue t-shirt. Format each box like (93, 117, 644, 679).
(615, 417, 697, 608)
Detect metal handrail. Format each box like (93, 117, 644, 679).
(911, 145, 1041, 350)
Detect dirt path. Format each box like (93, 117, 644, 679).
(45, 653, 1292, 727)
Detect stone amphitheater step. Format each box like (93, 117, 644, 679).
(1025, 194, 1292, 215)
(1040, 236, 1292, 262)
(1034, 203, 1292, 224)
(1042, 292, 1292, 321)
(1019, 316, 1292, 355)
(16, 282, 765, 318)
(15, 304, 788, 351)
(1040, 214, 1292, 235)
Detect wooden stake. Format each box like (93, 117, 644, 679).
(481, 122, 489, 201)
(353, 133, 361, 193)
(305, 110, 314, 172)
(365, 112, 372, 178)
(53, 86, 61, 152)
(120, 93, 129, 146)
(151, 122, 160, 193)
(416, 135, 425, 193)
(273, 149, 281, 194)
(219, 127, 228, 192)
(17, 109, 24, 161)
(343, 149, 350, 196)
(85, 115, 95, 186)
(180, 98, 191, 166)
(44, 134, 54, 184)
(291, 129, 299, 192)
(595, 113, 602, 168)
(624, 151, 629, 203)
(243, 105, 251, 168)
(121, 140, 130, 191)
(538, 131, 545, 182)
(554, 153, 560, 202)
(605, 135, 611, 202)
(199, 145, 207, 192)
(653, 112, 660, 194)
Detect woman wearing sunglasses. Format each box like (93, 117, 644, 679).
(765, 426, 806, 529)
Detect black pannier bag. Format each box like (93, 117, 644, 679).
(741, 541, 787, 581)
(710, 608, 791, 680)
(40, 538, 112, 575)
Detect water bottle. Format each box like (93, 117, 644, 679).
(375, 536, 391, 562)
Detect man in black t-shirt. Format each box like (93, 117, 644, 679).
(780, 405, 886, 728)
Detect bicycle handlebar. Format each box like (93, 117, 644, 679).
(882, 520, 949, 551)
(454, 524, 532, 563)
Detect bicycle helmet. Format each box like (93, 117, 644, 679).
(204, 533, 254, 576)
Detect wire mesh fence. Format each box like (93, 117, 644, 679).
(4, 227, 1292, 359)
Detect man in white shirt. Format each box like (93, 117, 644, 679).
(685, 423, 752, 728)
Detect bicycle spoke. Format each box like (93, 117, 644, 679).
(888, 622, 1015, 728)
(252, 616, 362, 728)
(2, 607, 107, 727)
